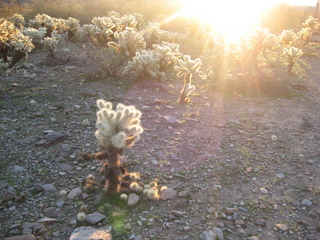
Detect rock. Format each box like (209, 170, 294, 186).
(1, 190, 16, 202)
(41, 184, 56, 192)
(163, 115, 180, 125)
(260, 188, 268, 194)
(301, 199, 312, 206)
(235, 219, 245, 225)
(55, 200, 65, 208)
(86, 212, 106, 225)
(35, 130, 65, 147)
(22, 228, 33, 235)
(127, 193, 140, 206)
(225, 207, 238, 214)
(37, 217, 60, 223)
(178, 190, 190, 198)
(68, 188, 82, 200)
(276, 223, 288, 231)
(276, 173, 285, 179)
(31, 185, 45, 194)
(160, 188, 177, 200)
(247, 237, 259, 240)
(69, 226, 112, 240)
(36, 228, 48, 236)
(151, 159, 159, 166)
(213, 227, 224, 240)
(13, 165, 26, 173)
(200, 230, 217, 240)
(43, 207, 57, 217)
(5, 235, 36, 240)
(124, 223, 132, 230)
(254, 219, 266, 227)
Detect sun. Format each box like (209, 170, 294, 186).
(180, 0, 280, 42)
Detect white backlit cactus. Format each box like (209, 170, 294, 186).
(11, 33, 34, 53)
(0, 18, 18, 45)
(118, 15, 137, 30)
(279, 30, 298, 45)
(175, 55, 202, 103)
(303, 16, 319, 30)
(22, 27, 46, 44)
(152, 41, 181, 70)
(95, 99, 143, 194)
(41, 31, 61, 53)
(108, 28, 146, 58)
(8, 14, 25, 29)
(284, 46, 303, 74)
(95, 99, 143, 151)
(123, 49, 165, 81)
(143, 22, 163, 46)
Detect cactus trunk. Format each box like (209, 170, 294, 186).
(104, 145, 123, 194)
(178, 74, 191, 104)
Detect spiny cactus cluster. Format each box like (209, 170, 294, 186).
(284, 46, 303, 74)
(95, 99, 143, 194)
(175, 55, 202, 103)
(108, 27, 146, 57)
(0, 18, 34, 67)
(279, 30, 298, 45)
(8, 14, 25, 29)
(22, 27, 47, 44)
(41, 31, 61, 54)
(95, 99, 143, 151)
(123, 49, 164, 81)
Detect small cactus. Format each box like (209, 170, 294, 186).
(175, 55, 202, 103)
(284, 46, 303, 74)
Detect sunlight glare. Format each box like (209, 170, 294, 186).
(180, 0, 281, 42)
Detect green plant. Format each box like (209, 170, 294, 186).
(175, 55, 202, 103)
(95, 99, 143, 194)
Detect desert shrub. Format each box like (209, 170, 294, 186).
(72, 43, 126, 80)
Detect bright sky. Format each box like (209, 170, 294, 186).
(180, 0, 318, 42)
(281, 0, 317, 5)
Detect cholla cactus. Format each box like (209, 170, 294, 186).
(303, 16, 319, 30)
(118, 15, 137, 30)
(0, 18, 19, 45)
(279, 30, 298, 45)
(108, 28, 146, 58)
(11, 33, 34, 53)
(143, 22, 163, 47)
(22, 27, 46, 44)
(297, 27, 312, 45)
(65, 17, 80, 41)
(41, 31, 61, 54)
(1, 18, 34, 66)
(175, 55, 202, 103)
(95, 99, 143, 194)
(91, 17, 115, 45)
(152, 41, 181, 71)
(284, 46, 303, 74)
(123, 49, 165, 81)
(8, 14, 25, 29)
